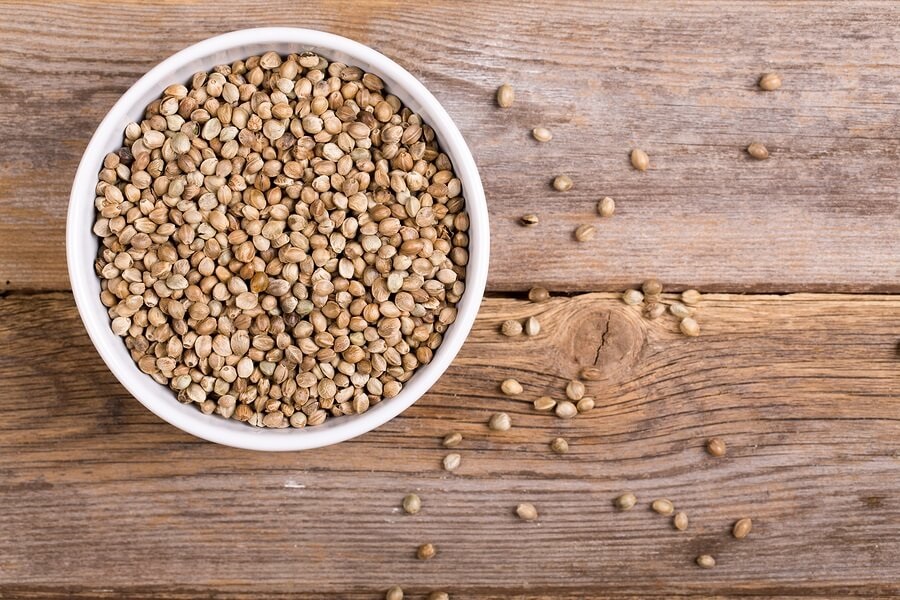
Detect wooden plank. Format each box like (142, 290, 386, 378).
(0, 292, 898, 598)
(0, 1, 899, 293)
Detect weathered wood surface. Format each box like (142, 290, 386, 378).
(1, 292, 898, 598)
(1, 1, 899, 292)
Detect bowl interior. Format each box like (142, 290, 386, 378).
(67, 28, 488, 451)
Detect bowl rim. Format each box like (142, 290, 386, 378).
(66, 27, 489, 451)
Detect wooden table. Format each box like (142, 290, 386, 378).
(1, 2, 898, 598)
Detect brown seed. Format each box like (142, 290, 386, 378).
(576, 397, 595, 413)
(501, 319, 523, 337)
(532, 127, 552, 142)
(644, 302, 666, 320)
(615, 492, 637, 510)
(758, 72, 782, 91)
(488, 412, 512, 431)
(552, 175, 573, 192)
(385, 586, 404, 600)
(417, 543, 436, 560)
(403, 493, 422, 515)
(500, 378, 523, 396)
(681, 289, 702, 305)
(630, 148, 649, 171)
(580, 366, 604, 381)
(520, 213, 539, 226)
(622, 289, 644, 305)
(706, 437, 727, 457)
(642, 278, 663, 297)
(733, 517, 753, 539)
(442, 453, 461, 472)
(597, 196, 615, 217)
(442, 431, 463, 447)
(516, 502, 538, 521)
(524, 316, 541, 336)
(528, 287, 550, 303)
(651, 498, 675, 516)
(747, 142, 769, 160)
(574, 224, 596, 242)
(696, 554, 716, 569)
(550, 437, 569, 454)
(555, 400, 578, 419)
(674, 511, 689, 531)
(496, 83, 514, 108)
(534, 396, 556, 411)
(680, 317, 700, 337)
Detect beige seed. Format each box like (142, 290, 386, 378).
(534, 396, 556, 411)
(615, 492, 637, 510)
(417, 543, 436, 560)
(524, 316, 541, 336)
(681, 289, 702, 305)
(515, 502, 538, 521)
(630, 148, 649, 171)
(501, 319, 523, 337)
(442, 431, 463, 447)
(706, 437, 727, 457)
(574, 224, 596, 242)
(644, 302, 666, 320)
(520, 214, 539, 227)
(488, 412, 512, 431)
(669, 302, 693, 318)
(565, 380, 585, 401)
(550, 437, 569, 454)
(496, 83, 514, 108)
(622, 289, 644, 305)
(758, 72, 782, 91)
(652, 498, 675, 516)
(597, 196, 616, 217)
(500, 378, 523, 396)
(680, 317, 700, 337)
(555, 400, 577, 419)
(402, 493, 422, 515)
(442, 453, 461, 472)
(426, 593, 449, 600)
(747, 142, 769, 160)
(674, 511, 689, 531)
(733, 517, 753, 539)
(642, 278, 663, 297)
(532, 126, 552, 142)
(552, 175, 573, 192)
(235, 292, 258, 310)
(696, 554, 716, 569)
(576, 397, 595, 413)
(528, 287, 550, 303)
(385, 586, 404, 600)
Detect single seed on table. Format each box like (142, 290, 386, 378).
(442, 453, 461, 472)
(489, 412, 512, 431)
(385, 586, 404, 600)
(642, 278, 663, 297)
(524, 316, 541, 336)
(520, 213, 539, 226)
(528, 287, 550, 303)
(550, 437, 569, 454)
(758, 72, 782, 91)
(597, 196, 616, 217)
(747, 142, 769, 160)
(516, 502, 539, 521)
(681, 289, 702, 305)
(733, 517, 753, 539)
(552, 175, 573, 191)
(651, 498, 675, 516)
(674, 511, 689, 531)
(532, 126, 552, 142)
(501, 319, 523, 337)
(644, 302, 666, 320)
(622, 289, 644, 305)
(402, 493, 422, 515)
(696, 554, 717, 569)
(501, 378, 523, 396)
(615, 492, 638, 510)
(496, 83, 514, 108)
(669, 301, 693, 318)
(555, 400, 578, 419)
(680, 317, 701, 337)
(706, 437, 727, 457)
(427, 593, 450, 600)
(574, 224, 597, 242)
(534, 396, 556, 411)
(631, 148, 649, 171)
(417, 543, 436, 560)
(443, 431, 463, 448)
(580, 366, 604, 381)
(565, 380, 585, 401)
(576, 397, 595, 413)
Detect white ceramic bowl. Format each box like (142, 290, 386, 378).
(67, 28, 489, 451)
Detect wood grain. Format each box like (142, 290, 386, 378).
(1, 291, 898, 598)
(1, 1, 899, 293)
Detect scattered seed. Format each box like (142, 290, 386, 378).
(681, 289, 702, 305)
(386, 586, 404, 600)
(403, 493, 422, 515)
(574, 224, 597, 242)
(516, 502, 539, 521)
(696, 554, 716, 569)
(534, 396, 556, 411)
(552, 175, 573, 191)
(528, 287, 550, 303)
(597, 196, 615, 217)
(615, 492, 638, 510)
(580, 366, 604, 380)
(747, 142, 769, 160)
(674, 511, 689, 531)
(496, 83, 515, 108)
(758, 72, 782, 91)
(669, 302, 693, 318)
(733, 517, 753, 539)
(644, 302, 666, 320)
(442, 453, 461, 472)
(501, 319, 523, 336)
(500, 378, 523, 396)
(680, 317, 700, 337)
(426, 593, 449, 600)
(443, 432, 463, 448)
(706, 437, 727, 457)
(417, 543, 436, 560)
(565, 380, 585, 401)
(520, 213, 540, 226)
(576, 397, 595, 413)
(631, 148, 649, 171)
(651, 498, 675, 516)
(642, 278, 663, 297)
(524, 316, 541, 336)
(489, 412, 512, 431)
(550, 437, 569, 454)
(532, 127, 552, 142)
(622, 289, 644, 305)
(555, 400, 578, 419)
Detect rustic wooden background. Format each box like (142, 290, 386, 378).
(0, 1, 898, 598)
